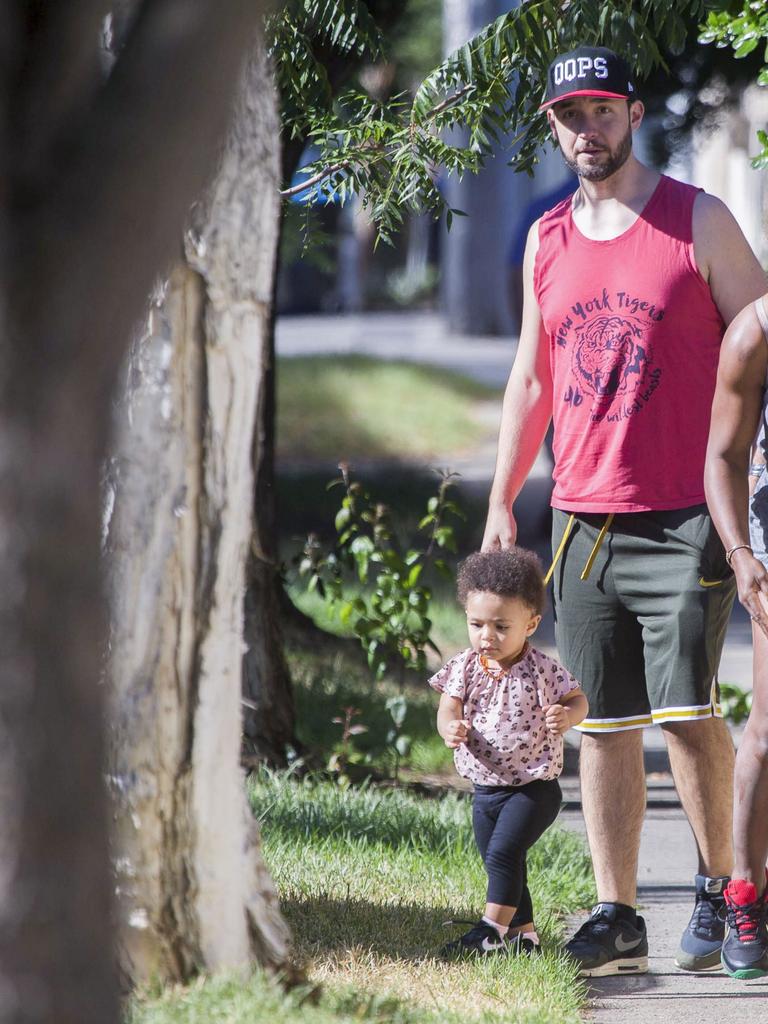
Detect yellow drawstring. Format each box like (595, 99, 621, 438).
(543, 512, 614, 585)
(579, 513, 614, 580)
(544, 513, 575, 585)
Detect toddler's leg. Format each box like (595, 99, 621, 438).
(472, 788, 518, 932)
(508, 862, 534, 934)
(482, 779, 562, 927)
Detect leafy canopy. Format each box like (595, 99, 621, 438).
(268, 1, 767, 240)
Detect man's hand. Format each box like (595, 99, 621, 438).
(443, 719, 470, 749)
(543, 704, 571, 736)
(482, 502, 517, 551)
(732, 548, 768, 639)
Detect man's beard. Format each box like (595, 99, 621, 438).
(563, 125, 633, 182)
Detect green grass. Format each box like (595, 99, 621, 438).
(128, 972, 444, 1024)
(129, 774, 594, 1024)
(247, 772, 593, 1024)
(276, 355, 499, 463)
(131, 576, 594, 1024)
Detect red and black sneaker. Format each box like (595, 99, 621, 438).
(722, 878, 768, 980)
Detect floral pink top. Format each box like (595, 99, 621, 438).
(429, 646, 580, 786)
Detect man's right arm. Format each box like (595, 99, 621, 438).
(482, 219, 553, 550)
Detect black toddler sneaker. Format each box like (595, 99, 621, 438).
(440, 919, 506, 958)
(675, 874, 728, 972)
(564, 903, 649, 977)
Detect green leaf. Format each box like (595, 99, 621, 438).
(386, 695, 408, 728)
(407, 563, 423, 587)
(735, 36, 759, 58)
(335, 506, 351, 532)
(395, 734, 412, 757)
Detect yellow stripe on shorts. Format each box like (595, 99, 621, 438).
(575, 715, 653, 732)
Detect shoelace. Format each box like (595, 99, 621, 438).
(570, 911, 614, 946)
(726, 899, 765, 943)
(689, 893, 723, 938)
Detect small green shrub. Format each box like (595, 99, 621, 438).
(719, 681, 752, 725)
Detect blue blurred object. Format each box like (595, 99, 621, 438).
(289, 144, 344, 205)
(507, 176, 577, 265)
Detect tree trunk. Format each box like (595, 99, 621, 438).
(106, 36, 291, 985)
(0, 3, 267, 1021)
(241, 208, 298, 767)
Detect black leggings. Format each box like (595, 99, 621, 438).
(472, 778, 562, 921)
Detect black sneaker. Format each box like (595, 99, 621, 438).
(564, 903, 649, 977)
(675, 874, 728, 972)
(440, 919, 506, 958)
(722, 878, 768, 980)
(508, 933, 542, 956)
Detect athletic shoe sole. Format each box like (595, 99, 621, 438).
(674, 950, 723, 972)
(578, 955, 649, 978)
(724, 964, 768, 980)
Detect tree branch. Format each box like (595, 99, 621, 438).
(280, 159, 352, 197)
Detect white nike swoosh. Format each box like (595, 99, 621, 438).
(481, 937, 503, 952)
(615, 934, 641, 952)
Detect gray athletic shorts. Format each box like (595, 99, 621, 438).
(550, 505, 736, 733)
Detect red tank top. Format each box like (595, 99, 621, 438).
(534, 174, 724, 512)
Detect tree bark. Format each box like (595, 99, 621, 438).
(106, 34, 291, 984)
(241, 207, 298, 766)
(0, 3, 267, 1020)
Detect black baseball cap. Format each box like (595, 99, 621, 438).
(540, 46, 636, 110)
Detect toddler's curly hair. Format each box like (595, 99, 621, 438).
(456, 548, 545, 615)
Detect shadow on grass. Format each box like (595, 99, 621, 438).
(281, 895, 565, 964)
(282, 894, 457, 963)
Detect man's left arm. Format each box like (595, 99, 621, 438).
(693, 192, 768, 326)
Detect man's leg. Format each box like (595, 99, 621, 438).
(580, 729, 646, 905)
(721, 625, 768, 979)
(552, 511, 650, 975)
(566, 728, 649, 976)
(733, 625, 768, 886)
(663, 717, 734, 877)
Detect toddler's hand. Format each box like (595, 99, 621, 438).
(543, 704, 570, 736)
(444, 719, 470, 748)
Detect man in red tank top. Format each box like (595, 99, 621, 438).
(482, 45, 768, 977)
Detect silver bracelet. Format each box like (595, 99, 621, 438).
(726, 544, 753, 567)
(749, 463, 765, 477)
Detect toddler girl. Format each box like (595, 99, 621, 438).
(430, 547, 587, 956)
